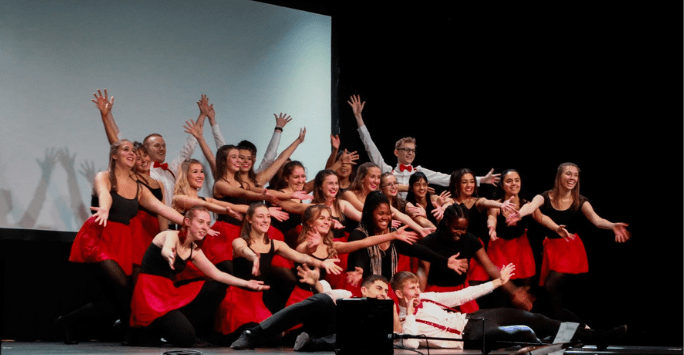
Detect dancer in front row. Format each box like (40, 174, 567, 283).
(129, 206, 268, 347)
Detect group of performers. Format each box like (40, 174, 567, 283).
(54, 91, 630, 350)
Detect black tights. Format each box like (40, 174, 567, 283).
(148, 279, 227, 346)
(62, 260, 133, 330)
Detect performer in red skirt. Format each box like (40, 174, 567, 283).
(58, 139, 189, 344)
(130, 206, 268, 347)
(508, 162, 631, 321)
(216, 202, 342, 337)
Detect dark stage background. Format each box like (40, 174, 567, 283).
(2, 0, 682, 347)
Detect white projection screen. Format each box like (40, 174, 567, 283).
(0, 0, 332, 232)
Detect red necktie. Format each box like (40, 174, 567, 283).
(153, 161, 169, 170)
(399, 164, 413, 172)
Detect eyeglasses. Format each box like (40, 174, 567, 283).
(396, 148, 415, 153)
(381, 182, 397, 188)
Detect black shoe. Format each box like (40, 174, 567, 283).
(597, 324, 628, 351)
(191, 337, 210, 348)
(293, 332, 312, 352)
(230, 329, 260, 350)
(55, 316, 78, 345)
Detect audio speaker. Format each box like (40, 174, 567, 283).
(335, 298, 394, 355)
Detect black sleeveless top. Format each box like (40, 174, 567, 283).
(140, 243, 193, 280)
(90, 186, 139, 225)
(215, 188, 251, 226)
(139, 180, 163, 215)
(539, 191, 588, 239)
(233, 239, 275, 281)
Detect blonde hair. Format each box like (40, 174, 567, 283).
(394, 137, 416, 150)
(390, 271, 420, 292)
(172, 159, 204, 211)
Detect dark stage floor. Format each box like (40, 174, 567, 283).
(1, 341, 682, 355)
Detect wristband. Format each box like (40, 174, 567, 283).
(275, 127, 283, 132)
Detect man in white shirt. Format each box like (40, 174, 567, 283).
(392, 267, 627, 351)
(347, 95, 499, 199)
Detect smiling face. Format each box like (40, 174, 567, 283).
(114, 140, 136, 170)
(447, 217, 469, 241)
(144, 136, 167, 163)
(459, 173, 476, 198)
(320, 174, 339, 199)
(249, 206, 271, 235)
(396, 280, 421, 302)
(310, 208, 333, 235)
(225, 148, 242, 173)
(394, 142, 416, 165)
(381, 174, 398, 198)
(363, 167, 382, 192)
(360, 279, 389, 300)
(285, 166, 307, 192)
(187, 163, 205, 190)
(411, 177, 428, 199)
(560, 165, 579, 191)
(372, 202, 392, 234)
(185, 210, 212, 242)
(135, 149, 151, 173)
(238, 149, 254, 173)
(502, 171, 521, 196)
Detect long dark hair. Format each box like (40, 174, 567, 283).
(493, 169, 527, 205)
(275, 160, 305, 190)
(405, 172, 434, 211)
(448, 168, 478, 199)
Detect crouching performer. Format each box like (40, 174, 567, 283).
(392, 264, 627, 351)
(129, 206, 269, 347)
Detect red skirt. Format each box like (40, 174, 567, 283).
(425, 284, 480, 313)
(130, 273, 204, 327)
(69, 216, 135, 275)
(205, 221, 242, 265)
(486, 232, 536, 279)
(129, 210, 160, 266)
(397, 255, 420, 274)
(466, 239, 489, 282)
(539, 234, 589, 285)
(216, 286, 271, 335)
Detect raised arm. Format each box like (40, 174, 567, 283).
(254, 127, 306, 187)
(348, 95, 393, 173)
(183, 117, 216, 176)
(91, 89, 119, 145)
(254, 113, 291, 174)
(325, 135, 340, 170)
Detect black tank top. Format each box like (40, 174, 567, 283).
(140, 243, 193, 279)
(233, 239, 275, 281)
(90, 186, 139, 225)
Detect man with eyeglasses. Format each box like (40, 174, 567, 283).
(347, 95, 499, 199)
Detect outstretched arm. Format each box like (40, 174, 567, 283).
(192, 248, 269, 290)
(581, 202, 631, 242)
(333, 225, 418, 254)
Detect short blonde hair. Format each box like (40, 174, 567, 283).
(390, 271, 420, 291)
(395, 137, 416, 150)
